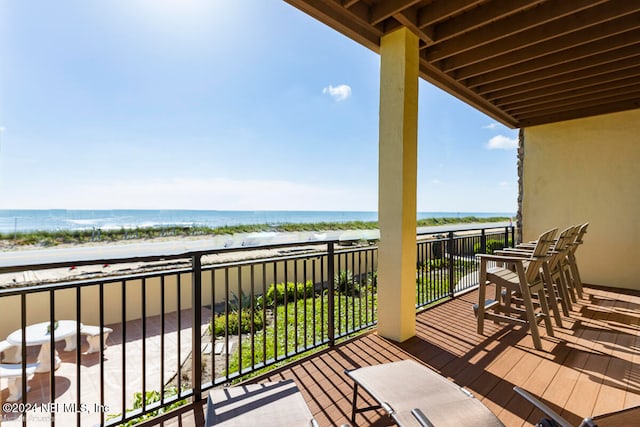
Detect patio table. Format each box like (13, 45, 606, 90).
(6, 320, 80, 373)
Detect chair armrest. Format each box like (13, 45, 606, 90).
(513, 387, 573, 427)
(411, 409, 435, 427)
(476, 254, 528, 264)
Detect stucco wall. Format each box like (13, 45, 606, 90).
(522, 109, 640, 290)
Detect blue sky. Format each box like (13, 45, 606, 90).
(0, 0, 518, 213)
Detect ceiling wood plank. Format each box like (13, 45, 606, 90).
(284, 0, 382, 51)
(491, 67, 640, 106)
(475, 49, 640, 100)
(425, 0, 608, 63)
(371, 0, 423, 25)
(433, 0, 545, 44)
(438, 0, 637, 73)
(468, 30, 640, 91)
(507, 91, 640, 122)
(452, 12, 640, 80)
(417, 0, 483, 28)
(418, 56, 519, 127)
(503, 80, 640, 114)
(516, 98, 640, 127)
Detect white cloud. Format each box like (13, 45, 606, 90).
(486, 135, 518, 150)
(322, 84, 352, 102)
(430, 179, 442, 184)
(483, 123, 500, 130)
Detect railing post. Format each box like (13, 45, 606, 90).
(327, 242, 335, 347)
(448, 232, 455, 296)
(480, 228, 487, 254)
(192, 254, 202, 401)
(504, 226, 509, 248)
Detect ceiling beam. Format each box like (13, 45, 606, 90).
(417, 0, 484, 28)
(438, 0, 637, 73)
(491, 67, 640, 106)
(284, 0, 382, 52)
(425, 0, 607, 63)
(468, 30, 640, 91)
(475, 46, 640, 95)
(370, 0, 423, 25)
(432, 0, 545, 44)
(452, 11, 640, 80)
(503, 80, 640, 114)
(516, 98, 640, 127)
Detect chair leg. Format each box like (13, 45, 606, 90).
(515, 264, 543, 350)
(542, 263, 563, 328)
(568, 253, 584, 299)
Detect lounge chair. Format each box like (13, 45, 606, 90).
(345, 359, 504, 426)
(475, 228, 557, 350)
(205, 379, 319, 426)
(514, 386, 640, 427)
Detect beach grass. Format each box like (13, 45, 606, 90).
(0, 216, 509, 247)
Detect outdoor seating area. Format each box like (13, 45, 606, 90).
(474, 224, 590, 350)
(153, 283, 640, 427)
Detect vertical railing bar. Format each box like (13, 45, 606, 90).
(272, 262, 277, 361)
(210, 270, 215, 384)
(192, 255, 202, 401)
(350, 251, 355, 332)
(262, 263, 267, 367)
(365, 249, 370, 323)
(294, 259, 299, 352)
(177, 273, 182, 394)
(76, 285, 82, 426)
(357, 250, 362, 328)
(49, 289, 56, 427)
(303, 258, 308, 349)
(121, 279, 127, 423)
(224, 268, 229, 379)
(99, 283, 105, 427)
(160, 275, 166, 403)
(20, 293, 26, 427)
(320, 255, 325, 342)
(250, 264, 255, 370)
(448, 232, 455, 297)
(237, 265, 242, 374)
(327, 242, 335, 346)
(141, 277, 147, 413)
(284, 259, 289, 357)
(312, 258, 317, 346)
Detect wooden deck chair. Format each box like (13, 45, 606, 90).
(474, 228, 557, 350)
(500, 226, 578, 319)
(346, 360, 504, 426)
(514, 386, 640, 427)
(565, 223, 589, 300)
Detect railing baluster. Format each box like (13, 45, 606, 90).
(192, 255, 202, 401)
(121, 279, 127, 423)
(327, 242, 335, 347)
(142, 277, 147, 413)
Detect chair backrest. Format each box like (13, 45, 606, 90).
(568, 222, 589, 256)
(525, 228, 557, 283)
(548, 226, 577, 268)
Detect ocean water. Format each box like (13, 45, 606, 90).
(0, 210, 514, 233)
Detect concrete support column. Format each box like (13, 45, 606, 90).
(377, 27, 419, 342)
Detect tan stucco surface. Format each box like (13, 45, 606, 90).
(523, 109, 640, 289)
(377, 27, 419, 342)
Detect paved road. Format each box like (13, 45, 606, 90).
(0, 222, 510, 272)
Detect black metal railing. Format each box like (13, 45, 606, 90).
(0, 225, 513, 426)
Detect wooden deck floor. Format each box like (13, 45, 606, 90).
(31, 284, 639, 427)
(167, 285, 640, 427)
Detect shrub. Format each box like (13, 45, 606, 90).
(473, 239, 507, 254)
(265, 281, 314, 306)
(335, 270, 360, 296)
(211, 310, 264, 337)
